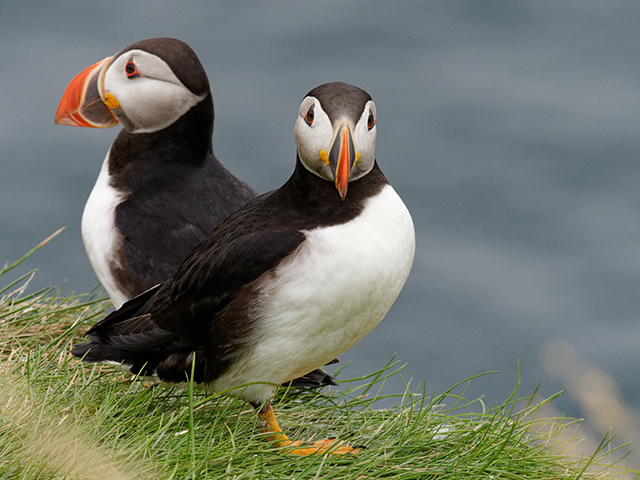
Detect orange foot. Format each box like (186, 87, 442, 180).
(284, 437, 362, 456)
(257, 402, 363, 456)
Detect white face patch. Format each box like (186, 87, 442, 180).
(294, 96, 335, 182)
(350, 100, 377, 181)
(294, 96, 377, 183)
(103, 49, 205, 133)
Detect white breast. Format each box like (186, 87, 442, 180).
(81, 150, 128, 308)
(212, 185, 415, 404)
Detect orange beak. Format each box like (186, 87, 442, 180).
(55, 57, 118, 128)
(328, 121, 356, 200)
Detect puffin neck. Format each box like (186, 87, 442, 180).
(108, 94, 214, 178)
(268, 156, 389, 230)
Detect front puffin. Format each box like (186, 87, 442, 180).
(72, 82, 415, 456)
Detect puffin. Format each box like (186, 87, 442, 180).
(55, 37, 256, 308)
(72, 82, 415, 455)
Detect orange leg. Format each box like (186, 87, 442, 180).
(257, 402, 362, 456)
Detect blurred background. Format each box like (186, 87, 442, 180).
(2, 0, 639, 466)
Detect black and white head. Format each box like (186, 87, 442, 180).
(294, 82, 377, 200)
(55, 37, 210, 133)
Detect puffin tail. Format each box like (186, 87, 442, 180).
(286, 368, 338, 388)
(71, 341, 130, 366)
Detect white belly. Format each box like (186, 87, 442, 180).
(81, 150, 128, 308)
(211, 185, 416, 404)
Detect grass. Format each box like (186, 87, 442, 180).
(0, 244, 638, 479)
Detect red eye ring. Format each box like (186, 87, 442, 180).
(125, 59, 140, 79)
(367, 109, 375, 130)
(304, 104, 315, 126)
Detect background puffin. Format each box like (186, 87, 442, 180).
(72, 81, 415, 455)
(55, 37, 256, 308)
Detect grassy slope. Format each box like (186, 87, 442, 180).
(0, 254, 636, 479)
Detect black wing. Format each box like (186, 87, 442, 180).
(114, 155, 257, 296)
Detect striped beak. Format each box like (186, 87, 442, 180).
(55, 57, 118, 128)
(328, 121, 356, 200)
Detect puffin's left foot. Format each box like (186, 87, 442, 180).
(284, 437, 363, 456)
(256, 402, 363, 456)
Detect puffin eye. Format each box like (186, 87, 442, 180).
(367, 109, 375, 130)
(304, 104, 315, 126)
(125, 59, 140, 79)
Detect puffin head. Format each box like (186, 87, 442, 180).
(55, 38, 210, 134)
(294, 82, 377, 200)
